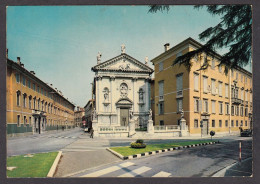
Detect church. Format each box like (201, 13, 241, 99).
(91, 45, 154, 129)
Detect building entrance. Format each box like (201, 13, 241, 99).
(120, 108, 129, 126)
(202, 120, 209, 135)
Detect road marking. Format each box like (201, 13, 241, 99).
(152, 171, 171, 177)
(118, 166, 151, 177)
(81, 162, 134, 177)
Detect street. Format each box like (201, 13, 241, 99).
(7, 128, 252, 177)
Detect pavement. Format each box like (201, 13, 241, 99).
(213, 157, 252, 177)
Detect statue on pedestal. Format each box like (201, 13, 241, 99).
(149, 109, 152, 120)
(121, 44, 126, 54)
(97, 52, 102, 64)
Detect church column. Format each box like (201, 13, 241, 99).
(145, 78, 149, 111)
(110, 76, 115, 113)
(132, 77, 137, 113)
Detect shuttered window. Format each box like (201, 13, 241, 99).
(203, 77, 208, 92)
(211, 100, 216, 113)
(211, 79, 216, 94)
(194, 98, 199, 112)
(194, 73, 199, 91)
(159, 81, 164, 99)
(177, 74, 183, 91)
(225, 84, 229, 98)
(218, 82, 222, 96)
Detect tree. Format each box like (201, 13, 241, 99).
(148, 5, 252, 73)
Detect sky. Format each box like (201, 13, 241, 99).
(7, 6, 252, 108)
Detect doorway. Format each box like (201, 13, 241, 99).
(120, 108, 129, 126)
(202, 120, 209, 135)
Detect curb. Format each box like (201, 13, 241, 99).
(47, 151, 62, 177)
(107, 141, 219, 160)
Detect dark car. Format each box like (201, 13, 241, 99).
(240, 129, 252, 137)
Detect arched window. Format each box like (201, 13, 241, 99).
(16, 91, 21, 106)
(23, 93, 27, 108)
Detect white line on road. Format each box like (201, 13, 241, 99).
(81, 162, 134, 177)
(152, 171, 171, 177)
(118, 166, 151, 177)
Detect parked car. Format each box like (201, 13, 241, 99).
(240, 129, 252, 137)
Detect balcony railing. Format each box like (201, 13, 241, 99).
(176, 90, 183, 98)
(231, 97, 242, 105)
(99, 126, 128, 133)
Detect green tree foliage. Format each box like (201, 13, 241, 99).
(148, 5, 252, 73)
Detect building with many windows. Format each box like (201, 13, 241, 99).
(150, 38, 252, 135)
(6, 55, 75, 136)
(74, 106, 85, 127)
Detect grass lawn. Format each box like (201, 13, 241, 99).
(7, 152, 58, 178)
(110, 140, 216, 157)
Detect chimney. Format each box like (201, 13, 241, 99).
(21, 63, 24, 67)
(17, 57, 21, 64)
(30, 71, 35, 75)
(77, 106, 79, 111)
(164, 43, 170, 52)
(50, 84, 53, 86)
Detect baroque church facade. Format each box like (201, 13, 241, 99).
(91, 46, 153, 128)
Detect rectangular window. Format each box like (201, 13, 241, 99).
(236, 120, 238, 127)
(177, 99, 183, 112)
(194, 119, 198, 128)
(231, 105, 234, 115)
(240, 106, 244, 116)
(245, 121, 248, 126)
(219, 102, 223, 114)
(225, 84, 229, 98)
(218, 65, 222, 73)
(203, 76, 208, 93)
(218, 82, 222, 96)
(231, 120, 234, 127)
(211, 100, 216, 113)
(241, 120, 243, 127)
(17, 115, 20, 126)
(158, 80, 164, 101)
(241, 90, 244, 101)
(245, 107, 248, 116)
(29, 97, 31, 109)
(22, 76, 26, 86)
(159, 102, 164, 115)
(203, 99, 208, 113)
(219, 120, 222, 127)
(159, 62, 163, 72)
(194, 73, 199, 91)
(194, 98, 199, 112)
(225, 103, 229, 115)
(211, 79, 216, 94)
(159, 120, 164, 126)
(176, 74, 183, 91)
(236, 106, 239, 116)
(245, 91, 248, 101)
(212, 120, 215, 128)
(27, 80, 31, 88)
(225, 120, 228, 127)
(16, 73, 20, 83)
(211, 60, 215, 69)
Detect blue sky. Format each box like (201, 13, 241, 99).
(7, 6, 252, 107)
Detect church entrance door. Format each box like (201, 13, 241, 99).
(120, 108, 129, 126)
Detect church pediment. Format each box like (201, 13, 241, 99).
(92, 53, 153, 74)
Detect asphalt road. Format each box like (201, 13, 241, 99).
(71, 137, 252, 177)
(7, 127, 83, 156)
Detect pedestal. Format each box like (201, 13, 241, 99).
(129, 119, 136, 136)
(147, 119, 154, 134)
(180, 118, 187, 137)
(92, 119, 98, 135)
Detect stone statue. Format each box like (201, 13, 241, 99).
(145, 56, 149, 65)
(92, 108, 97, 120)
(139, 89, 144, 102)
(149, 109, 152, 120)
(97, 52, 102, 64)
(181, 109, 184, 119)
(130, 109, 134, 120)
(103, 88, 109, 102)
(121, 44, 126, 54)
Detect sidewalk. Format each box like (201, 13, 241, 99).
(213, 157, 252, 177)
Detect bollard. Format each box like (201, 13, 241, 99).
(239, 141, 242, 162)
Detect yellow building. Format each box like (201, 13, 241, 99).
(74, 106, 85, 127)
(151, 38, 252, 136)
(6, 55, 75, 136)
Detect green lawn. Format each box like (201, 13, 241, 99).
(7, 152, 58, 178)
(110, 140, 215, 157)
